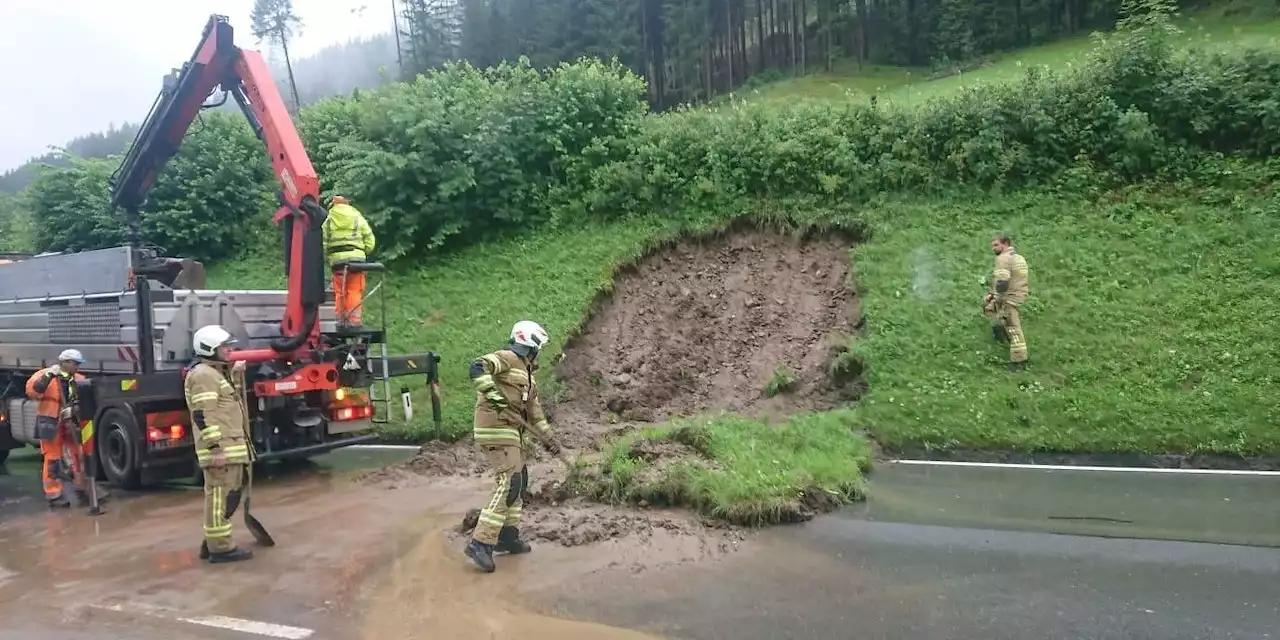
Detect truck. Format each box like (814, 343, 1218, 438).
(0, 15, 441, 488)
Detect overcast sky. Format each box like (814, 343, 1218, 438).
(0, 0, 393, 171)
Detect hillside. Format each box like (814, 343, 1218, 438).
(20, 0, 1280, 524)
(737, 9, 1280, 105)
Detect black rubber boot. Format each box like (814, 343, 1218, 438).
(47, 495, 71, 509)
(465, 539, 496, 573)
(199, 540, 210, 560)
(495, 526, 532, 555)
(1008, 360, 1029, 372)
(207, 547, 254, 564)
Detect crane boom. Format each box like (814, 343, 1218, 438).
(109, 14, 327, 362)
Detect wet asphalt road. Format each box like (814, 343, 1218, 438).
(3, 451, 1279, 639)
(547, 463, 1280, 640)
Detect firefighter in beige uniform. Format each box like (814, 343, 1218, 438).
(465, 320, 562, 573)
(185, 325, 254, 564)
(982, 234, 1030, 369)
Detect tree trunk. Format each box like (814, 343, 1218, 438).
(756, 0, 767, 71)
(279, 34, 301, 112)
(788, 0, 796, 76)
(860, 0, 870, 63)
(705, 10, 714, 100)
(725, 0, 734, 89)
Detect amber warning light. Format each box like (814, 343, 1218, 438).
(148, 424, 186, 442)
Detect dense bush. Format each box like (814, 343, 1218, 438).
(301, 57, 648, 260)
(26, 113, 274, 262)
(21, 0, 1280, 263)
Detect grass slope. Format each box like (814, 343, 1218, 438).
(207, 161, 1280, 520)
(738, 11, 1280, 107)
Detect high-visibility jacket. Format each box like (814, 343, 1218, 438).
(471, 349, 554, 449)
(322, 203, 376, 266)
(26, 367, 85, 440)
(183, 361, 251, 468)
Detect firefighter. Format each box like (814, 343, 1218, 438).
(185, 325, 253, 564)
(464, 320, 563, 573)
(323, 195, 376, 330)
(982, 233, 1030, 370)
(26, 349, 88, 508)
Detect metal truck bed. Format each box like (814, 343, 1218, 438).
(0, 246, 336, 374)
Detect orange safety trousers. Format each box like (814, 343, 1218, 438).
(41, 424, 85, 500)
(332, 269, 366, 325)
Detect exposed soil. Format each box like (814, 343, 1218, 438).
(553, 229, 860, 448)
(371, 228, 862, 548)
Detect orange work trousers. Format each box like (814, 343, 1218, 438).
(40, 427, 85, 500)
(332, 269, 366, 325)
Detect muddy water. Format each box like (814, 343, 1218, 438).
(0, 450, 732, 639)
(352, 513, 663, 639)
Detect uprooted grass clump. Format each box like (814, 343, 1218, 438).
(562, 411, 871, 526)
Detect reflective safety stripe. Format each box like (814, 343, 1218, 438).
(501, 369, 529, 384)
(472, 374, 496, 392)
(473, 427, 520, 443)
(480, 353, 505, 373)
(188, 392, 219, 404)
(200, 427, 224, 442)
(993, 268, 1011, 280)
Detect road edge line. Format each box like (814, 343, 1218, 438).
(890, 459, 1280, 476)
(91, 602, 314, 639)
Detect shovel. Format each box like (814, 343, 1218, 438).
(235, 366, 275, 548)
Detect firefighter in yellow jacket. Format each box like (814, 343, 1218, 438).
(982, 234, 1030, 370)
(185, 325, 253, 564)
(323, 195, 376, 330)
(465, 320, 562, 573)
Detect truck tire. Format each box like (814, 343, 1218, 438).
(98, 407, 143, 490)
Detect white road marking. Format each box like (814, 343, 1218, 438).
(890, 459, 1280, 476)
(348, 444, 420, 451)
(91, 602, 314, 639)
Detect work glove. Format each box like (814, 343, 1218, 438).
(483, 389, 507, 411)
(231, 360, 246, 375)
(59, 406, 73, 421)
(544, 439, 562, 456)
(46, 365, 62, 378)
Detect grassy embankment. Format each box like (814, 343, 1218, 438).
(209, 8, 1280, 523)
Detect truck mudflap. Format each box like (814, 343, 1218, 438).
(254, 433, 379, 461)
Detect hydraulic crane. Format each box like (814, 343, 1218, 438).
(110, 14, 327, 366)
(0, 14, 440, 487)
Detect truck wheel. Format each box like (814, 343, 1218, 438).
(98, 408, 143, 490)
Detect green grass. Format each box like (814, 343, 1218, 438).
(735, 11, 1280, 107)
(850, 169, 1280, 455)
(576, 412, 872, 525)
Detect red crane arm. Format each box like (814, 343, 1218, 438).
(110, 14, 326, 363)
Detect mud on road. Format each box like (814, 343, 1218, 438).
(0, 228, 858, 637)
(360, 228, 861, 547)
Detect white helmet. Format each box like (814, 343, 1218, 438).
(192, 325, 236, 359)
(57, 349, 85, 364)
(510, 320, 549, 350)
